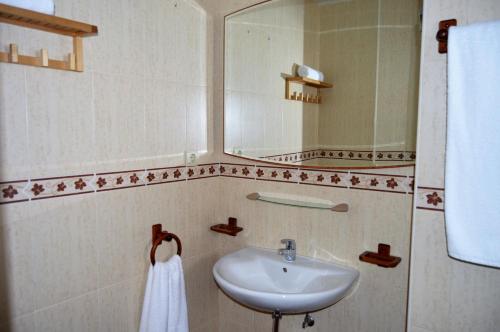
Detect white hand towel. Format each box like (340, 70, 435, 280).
(297, 64, 324, 81)
(0, 0, 55, 15)
(445, 20, 500, 268)
(139, 255, 189, 332)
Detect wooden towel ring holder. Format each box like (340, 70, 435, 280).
(150, 224, 182, 266)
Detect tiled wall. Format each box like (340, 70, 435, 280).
(318, 0, 378, 149)
(215, 174, 413, 332)
(0, 0, 219, 331)
(224, 0, 320, 157)
(318, 0, 420, 152)
(408, 1, 500, 331)
(2, 0, 498, 332)
(213, 1, 416, 331)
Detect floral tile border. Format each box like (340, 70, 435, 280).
(416, 186, 445, 212)
(254, 165, 299, 183)
(347, 172, 412, 193)
(29, 174, 96, 200)
(1, 162, 416, 205)
(94, 169, 148, 191)
(219, 163, 255, 179)
(228, 163, 414, 194)
(262, 149, 416, 163)
(295, 169, 349, 188)
(186, 163, 220, 180)
(142, 166, 186, 186)
(0, 180, 29, 204)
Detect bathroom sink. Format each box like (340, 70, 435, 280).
(213, 247, 359, 313)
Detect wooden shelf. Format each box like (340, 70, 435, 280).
(0, 3, 97, 36)
(283, 74, 333, 104)
(285, 76, 333, 89)
(0, 3, 98, 72)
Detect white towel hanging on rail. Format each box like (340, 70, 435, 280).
(445, 20, 500, 268)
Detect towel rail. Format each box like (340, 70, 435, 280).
(150, 224, 182, 266)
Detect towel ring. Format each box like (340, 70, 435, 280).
(150, 224, 182, 266)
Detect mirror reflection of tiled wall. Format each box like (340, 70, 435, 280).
(224, 0, 421, 166)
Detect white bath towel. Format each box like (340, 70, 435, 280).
(297, 64, 324, 81)
(0, 0, 54, 15)
(139, 255, 189, 332)
(445, 20, 500, 268)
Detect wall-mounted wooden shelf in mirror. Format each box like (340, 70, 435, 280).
(223, 0, 420, 170)
(284, 74, 333, 104)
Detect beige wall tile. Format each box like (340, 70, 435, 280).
(95, 188, 150, 287)
(33, 291, 99, 332)
(93, 72, 146, 173)
(191, 318, 218, 332)
(319, 0, 378, 31)
(144, 79, 187, 168)
(53, 0, 91, 22)
(375, 27, 420, 151)
(183, 252, 219, 330)
(409, 1, 500, 332)
(218, 292, 254, 328)
(410, 210, 500, 332)
(97, 275, 145, 332)
(319, 28, 377, 148)
(87, 0, 145, 77)
(186, 85, 209, 154)
(26, 69, 94, 178)
(380, 0, 421, 26)
(0, 204, 35, 320)
(30, 195, 98, 309)
(0, 65, 29, 180)
(143, 0, 180, 81)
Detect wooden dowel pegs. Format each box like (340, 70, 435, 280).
(73, 36, 83, 71)
(69, 53, 76, 70)
(9, 44, 18, 63)
(40, 48, 48, 67)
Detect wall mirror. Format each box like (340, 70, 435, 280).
(224, 0, 421, 168)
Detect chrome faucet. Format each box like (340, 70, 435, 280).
(278, 239, 296, 262)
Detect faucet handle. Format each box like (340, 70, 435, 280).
(280, 239, 296, 250)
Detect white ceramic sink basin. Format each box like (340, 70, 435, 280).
(213, 247, 359, 313)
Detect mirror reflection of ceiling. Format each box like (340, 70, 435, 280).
(224, 0, 421, 168)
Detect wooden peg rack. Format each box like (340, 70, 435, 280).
(284, 75, 333, 104)
(0, 3, 98, 72)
